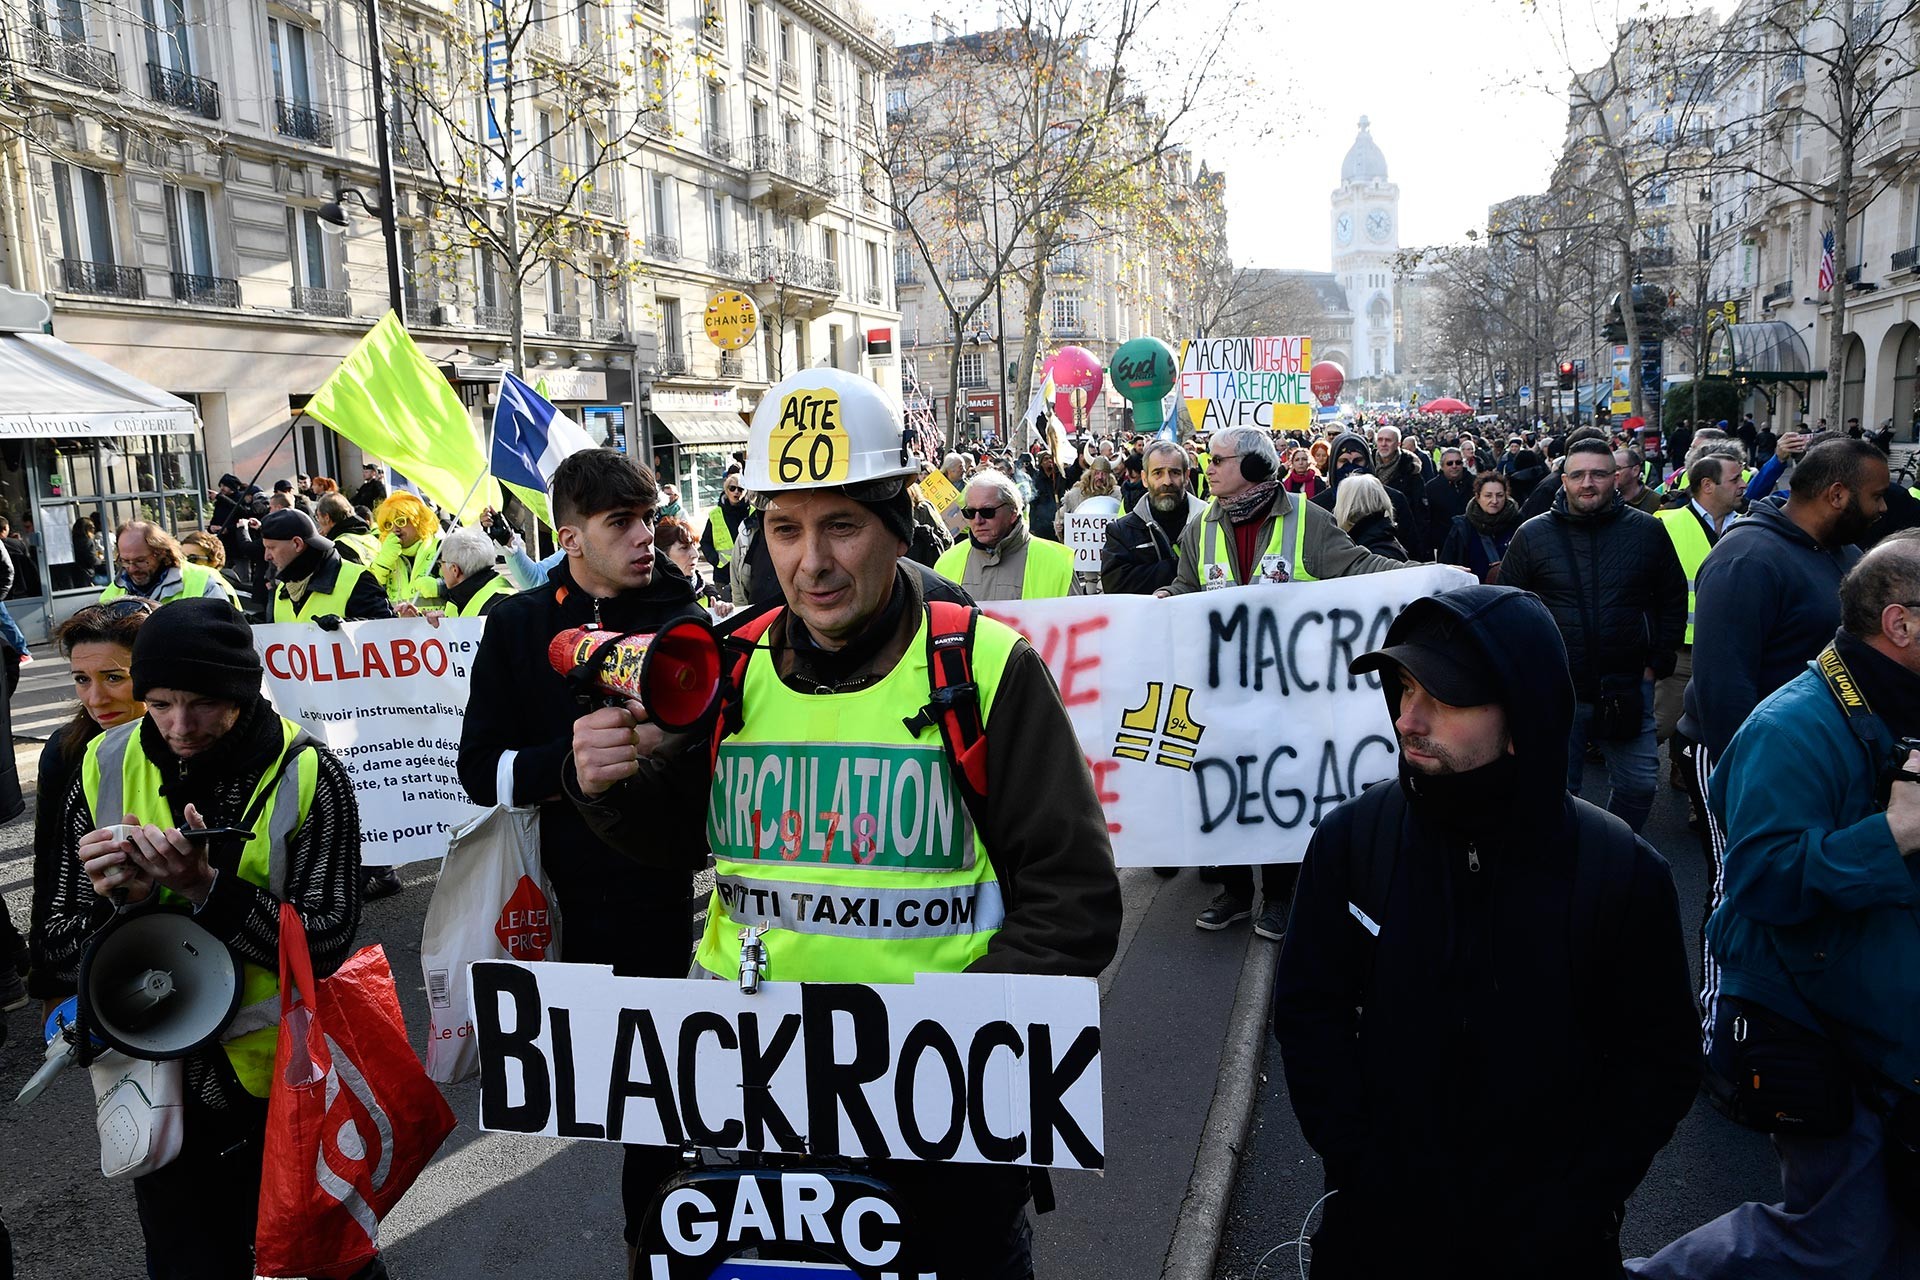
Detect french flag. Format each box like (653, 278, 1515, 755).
(491, 372, 596, 524)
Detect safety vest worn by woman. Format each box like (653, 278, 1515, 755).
(81, 716, 317, 1097)
(373, 531, 443, 605)
(1197, 499, 1317, 588)
(100, 562, 237, 608)
(697, 606, 1018, 984)
(441, 573, 515, 617)
(705, 507, 737, 560)
(272, 559, 376, 622)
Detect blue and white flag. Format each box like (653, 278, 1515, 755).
(491, 372, 596, 526)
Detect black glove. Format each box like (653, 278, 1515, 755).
(315, 614, 345, 632)
(488, 519, 515, 547)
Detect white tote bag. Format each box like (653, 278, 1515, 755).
(420, 754, 559, 1083)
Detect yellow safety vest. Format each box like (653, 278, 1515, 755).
(272, 558, 375, 623)
(374, 532, 443, 605)
(696, 610, 1020, 984)
(931, 535, 1076, 599)
(333, 530, 382, 566)
(1656, 507, 1712, 646)
(99, 562, 235, 608)
(442, 572, 515, 617)
(706, 507, 737, 559)
(82, 716, 317, 1097)
(1197, 499, 1317, 587)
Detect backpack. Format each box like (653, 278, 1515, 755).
(1344, 782, 1636, 1010)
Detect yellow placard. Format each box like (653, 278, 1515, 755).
(766, 386, 851, 485)
(920, 467, 960, 512)
(704, 291, 760, 350)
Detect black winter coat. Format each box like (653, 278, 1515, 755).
(1497, 491, 1688, 698)
(1344, 511, 1407, 562)
(1373, 452, 1431, 558)
(1424, 471, 1471, 554)
(1273, 586, 1699, 1279)
(1100, 504, 1190, 595)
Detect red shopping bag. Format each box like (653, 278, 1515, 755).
(256, 903, 457, 1277)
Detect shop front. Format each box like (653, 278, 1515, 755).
(648, 387, 752, 515)
(0, 328, 207, 643)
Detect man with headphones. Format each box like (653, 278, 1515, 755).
(1161, 424, 1406, 937)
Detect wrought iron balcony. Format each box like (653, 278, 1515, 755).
(857, 104, 875, 134)
(581, 184, 616, 216)
(27, 30, 118, 90)
(816, 81, 834, 108)
(639, 107, 671, 137)
(1894, 245, 1920, 272)
(745, 42, 768, 71)
(706, 131, 734, 161)
(719, 350, 744, 377)
(644, 235, 680, 262)
(950, 261, 984, 281)
(58, 258, 144, 299)
(1050, 324, 1088, 339)
(547, 313, 583, 338)
(895, 263, 922, 286)
(640, 0, 666, 11)
(170, 271, 238, 307)
(523, 27, 562, 62)
(709, 247, 745, 276)
(592, 318, 625, 341)
(533, 170, 568, 204)
(863, 284, 884, 305)
(1047, 253, 1087, 277)
(391, 126, 429, 168)
(275, 98, 333, 145)
(292, 285, 350, 317)
(778, 61, 799, 90)
(1845, 264, 1863, 286)
(658, 350, 689, 376)
(473, 304, 515, 331)
(958, 374, 988, 389)
(745, 136, 828, 189)
(749, 245, 839, 293)
(1638, 246, 1677, 268)
(147, 62, 219, 118)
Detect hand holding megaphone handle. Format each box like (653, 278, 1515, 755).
(570, 630, 645, 710)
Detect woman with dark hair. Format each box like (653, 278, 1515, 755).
(25, 598, 153, 1012)
(1440, 470, 1523, 583)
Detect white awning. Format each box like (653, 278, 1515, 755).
(0, 333, 198, 438)
(656, 409, 748, 447)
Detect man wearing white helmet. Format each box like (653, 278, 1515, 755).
(567, 368, 1121, 1278)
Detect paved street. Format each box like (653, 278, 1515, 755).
(1216, 756, 1783, 1277)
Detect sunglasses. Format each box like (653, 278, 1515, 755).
(185, 553, 215, 565)
(961, 504, 1007, 519)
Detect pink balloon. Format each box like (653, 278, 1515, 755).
(1049, 346, 1105, 429)
(1310, 361, 1345, 408)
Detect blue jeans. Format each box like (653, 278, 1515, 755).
(1567, 677, 1658, 833)
(0, 603, 26, 657)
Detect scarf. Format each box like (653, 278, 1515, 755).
(1221, 478, 1281, 526)
(1465, 497, 1522, 538)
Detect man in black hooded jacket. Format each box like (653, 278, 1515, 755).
(1273, 585, 1699, 1278)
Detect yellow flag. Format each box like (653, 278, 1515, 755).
(305, 312, 499, 521)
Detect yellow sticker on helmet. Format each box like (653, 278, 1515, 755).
(768, 386, 852, 485)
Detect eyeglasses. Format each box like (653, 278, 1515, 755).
(961, 504, 1007, 519)
(1208, 453, 1239, 465)
(184, 554, 215, 566)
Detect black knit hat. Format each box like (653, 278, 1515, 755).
(131, 597, 263, 702)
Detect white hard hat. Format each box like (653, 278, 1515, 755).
(743, 369, 917, 494)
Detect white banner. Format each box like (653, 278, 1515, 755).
(256, 618, 486, 867)
(1062, 511, 1115, 572)
(989, 565, 1471, 866)
(471, 962, 1105, 1170)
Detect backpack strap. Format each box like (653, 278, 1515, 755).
(708, 604, 784, 777)
(902, 601, 989, 813)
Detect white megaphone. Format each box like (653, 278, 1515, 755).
(78, 899, 243, 1061)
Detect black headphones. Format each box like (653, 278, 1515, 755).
(1237, 448, 1274, 483)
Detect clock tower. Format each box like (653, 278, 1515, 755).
(1330, 116, 1402, 377)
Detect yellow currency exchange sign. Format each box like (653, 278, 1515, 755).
(768, 386, 851, 485)
(704, 291, 760, 350)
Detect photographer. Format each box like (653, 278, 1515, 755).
(1630, 533, 1920, 1277)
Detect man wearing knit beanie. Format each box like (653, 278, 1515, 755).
(261, 507, 394, 625)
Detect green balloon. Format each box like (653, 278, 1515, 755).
(1112, 336, 1177, 433)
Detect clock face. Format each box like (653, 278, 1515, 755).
(1335, 213, 1354, 246)
(1366, 209, 1392, 242)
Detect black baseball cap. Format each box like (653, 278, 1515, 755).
(1350, 608, 1499, 708)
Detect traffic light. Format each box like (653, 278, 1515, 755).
(1557, 361, 1576, 389)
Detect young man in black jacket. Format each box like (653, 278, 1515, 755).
(1498, 436, 1688, 833)
(457, 449, 705, 1269)
(1273, 585, 1699, 1279)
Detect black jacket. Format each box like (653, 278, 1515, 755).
(269, 547, 396, 623)
(352, 477, 388, 511)
(1424, 470, 1471, 554)
(1344, 511, 1407, 562)
(1497, 491, 1688, 698)
(1373, 451, 1431, 559)
(457, 558, 700, 978)
(1273, 586, 1699, 1278)
(1100, 493, 1204, 595)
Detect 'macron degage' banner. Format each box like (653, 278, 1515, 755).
(256, 618, 487, 867)
(990, 565, 1471, 866)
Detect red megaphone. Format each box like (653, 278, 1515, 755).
(547, 618, 723, 733)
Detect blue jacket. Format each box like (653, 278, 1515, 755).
(1680, 497, 1860, 759)
(1706, 656, 1920, 1092)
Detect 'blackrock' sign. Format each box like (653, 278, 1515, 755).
(988, 563, 1472, 867)
(471, 962, 1104, 1170)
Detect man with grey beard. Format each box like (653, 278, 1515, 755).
(1101, 438, 1206, 594)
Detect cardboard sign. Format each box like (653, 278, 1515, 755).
(919, 468, 960, 516)
(988, 565, 1472, 866)
(1178, 336, 1315, 433)
(256, 618, 487, 867)
(472, 963, 1105, 1170)
(1062, 511, 1114, 572)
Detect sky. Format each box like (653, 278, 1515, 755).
(880, 0, 1657, 270)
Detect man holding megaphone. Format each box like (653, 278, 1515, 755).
(36, 597, 369, 1279)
